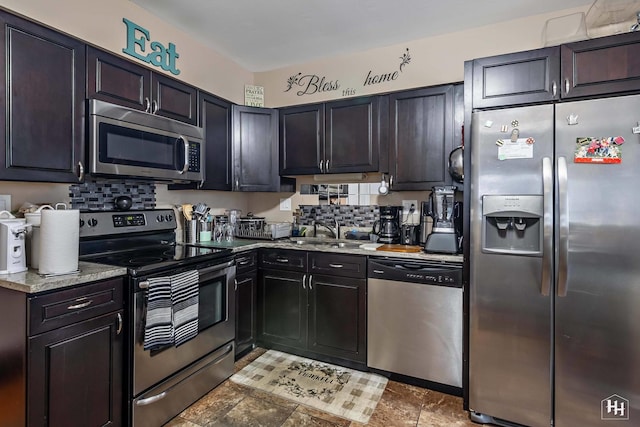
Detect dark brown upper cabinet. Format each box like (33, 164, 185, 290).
(0, 11, 86, 183)
(87, 46, 197, 125)
(232, 105, 281, 192)
(387, 84, 459, 191)
(471, 47, 561, 109)
(561, 31, 640, 99)
(169, 91, 232, 191)
(279, 96, 382, 175)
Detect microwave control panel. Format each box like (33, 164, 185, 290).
(188, 142, 201, 172)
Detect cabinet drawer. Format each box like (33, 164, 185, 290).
(259, 249, 307, 272)
(309, 252, 366, 278)
(29, 277, 125, 335)
(235, 250, 257, 274)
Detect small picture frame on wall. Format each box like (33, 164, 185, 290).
(244, 85, 264, 107)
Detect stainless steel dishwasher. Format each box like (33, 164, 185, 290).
(367, 258, 463, 388)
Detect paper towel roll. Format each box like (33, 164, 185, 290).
(38, 209, 79, 275)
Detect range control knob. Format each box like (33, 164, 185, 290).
(157, 215, 165, 222)
(167, 214, 173, 222)
(79, 219, 85, 228)
(88, 218, 98, 227)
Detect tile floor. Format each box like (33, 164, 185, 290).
(164, 348, 477, 427)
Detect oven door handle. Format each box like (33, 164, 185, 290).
(138, 259, 234, 290)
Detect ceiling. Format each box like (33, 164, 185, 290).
(130, 0, 593, 72)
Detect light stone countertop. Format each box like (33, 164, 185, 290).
(0, 262, 127, 294)
(192, 238, 464, 264)
(0, 239, 462, 294)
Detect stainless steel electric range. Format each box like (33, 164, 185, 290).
(79, 209, 236, 427)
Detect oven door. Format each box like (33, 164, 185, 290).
(132, 258, 235, 396)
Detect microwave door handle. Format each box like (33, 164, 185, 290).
(178, 136, 189, 174)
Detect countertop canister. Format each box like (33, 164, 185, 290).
(38, 208, 79, 275)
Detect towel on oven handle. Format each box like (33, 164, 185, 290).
(171, 270, 199, 347)
(143, 276, 173, 350)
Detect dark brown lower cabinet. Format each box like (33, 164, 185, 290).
(308, 274, 366, 363)
(28, 311, 123, 427)
(235, 251, 258, 357)
(257, 250, 366, 366)
(0, 277, 125, 427)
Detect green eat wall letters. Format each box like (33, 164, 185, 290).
(122, 18, 180, 75)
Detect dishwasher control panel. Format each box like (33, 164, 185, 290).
(368, 258, 462, 287)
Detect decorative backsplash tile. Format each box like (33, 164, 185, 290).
(298, 204, 379, 227)
(69, 178, 156, 211)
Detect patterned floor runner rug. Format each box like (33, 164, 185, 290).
(230, 350, 388, 424)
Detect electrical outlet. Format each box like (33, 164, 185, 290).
(279, 197, 292, 211)
(402, 200, 417, 214)
(0, 194, 10, 212)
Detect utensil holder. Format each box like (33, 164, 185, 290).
(184, 219, 199, 243)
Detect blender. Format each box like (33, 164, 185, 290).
(424, 186, 459, 254)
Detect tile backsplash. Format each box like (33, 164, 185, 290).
(69, 178, 156, 211)
(298, 204, 379, 227)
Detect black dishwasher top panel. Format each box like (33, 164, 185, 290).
(368, 258, 462, 287)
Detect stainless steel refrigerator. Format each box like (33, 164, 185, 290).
(469, 94, 640, 427)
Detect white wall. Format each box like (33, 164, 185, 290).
(255, 6, 589, 107)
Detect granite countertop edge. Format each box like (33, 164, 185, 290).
(0, 240, 462, 294)
(194, 239, 464, 263)
(0, 262, 127, 294)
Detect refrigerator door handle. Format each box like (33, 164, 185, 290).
(557, 156, 569, 297)
(541, 157, 553, 296)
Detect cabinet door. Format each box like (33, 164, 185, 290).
(0, 12, 85, 183)
(152, 72, 198, 125)
(561, 31, 640, 99)
(87, 46, 151, 111)
(388, 85, 455, 190)
(235, 270, 257, 356)
(258, 269, 307, 349)
(472, 47, 560, 108)
(279, 103, 324, 175)
(232, 105, 279, 191)
(28, 310, 123, 427)
(171, 92, 232, 190)
(325, 96, 380, 173)
(308, 274, 366, 363)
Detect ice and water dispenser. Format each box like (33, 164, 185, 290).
(482, 195, 543, 255)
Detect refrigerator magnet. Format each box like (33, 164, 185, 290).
(574, 136, 624, 164)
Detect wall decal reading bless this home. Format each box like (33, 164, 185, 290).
(285, 48, 411, 97)
(122, 18, 180, 75)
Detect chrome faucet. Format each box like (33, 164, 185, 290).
(313, 218, 340, 239)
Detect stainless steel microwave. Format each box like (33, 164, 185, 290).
(89, 99, 204, 183)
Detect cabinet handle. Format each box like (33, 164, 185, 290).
(144, 97, 151, 113)
(275, 258, 289, 263)
(325, 159, 330, 171)
(308, 274, 313, 290)
(116, 312, 123, 335)
(319, 160, 324, 173)
(235, 178, 239, 190)
(328, 263, 344, 268)
(302, 274, 306, 290)
(67, 298, 92, 310)
(152, 100, 159, 114)
(77, 161, 85, 182)
(390, 175, 394, 188)
(551, 81, 557, 97)
(234, 279, 238, 291)
(139, 280, 149, 290)
(564, 78, 570, 94)
(238, 259, 250, 265)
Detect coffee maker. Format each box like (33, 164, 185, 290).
(424, 186, 459, 254)
(373, 206, 402, 244)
